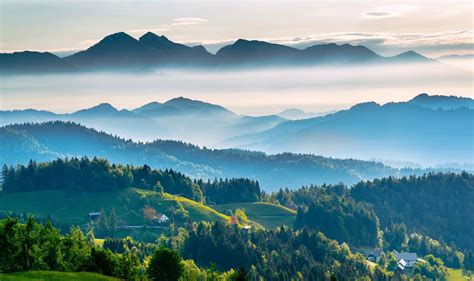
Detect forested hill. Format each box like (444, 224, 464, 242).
(0, 157, 261, 205)
(350, 172, 474, 250)
(0, 121, 420, 190)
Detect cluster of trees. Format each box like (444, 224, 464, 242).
(412, 255, 447, 280)
(0, 217, 140, 279)
(382, 223, 464, 268)
(178, 221, 378, 280)
(350, 172, 474, 250)
(197, 178, 261, 204)
(1, 158, 133, 193)
(375, 253, 447, 280)
(265, 184, 378, 247)
(0, 217, 247, 280)
(294, 193, 379, 247)
(1, 158, 263, 204)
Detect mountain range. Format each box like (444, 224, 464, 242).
(0, 97, 284, 145)
(1, 93, 472, 168)
(0, 31, 433, 73)
(225, 94, 474, 165)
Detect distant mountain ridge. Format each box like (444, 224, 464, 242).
(224, 94, 474, 165)
(408, 93, 474, 109)
(0, 121, 447, 190)
(0, 31, 432, 73)
(0, 97, 283, 146)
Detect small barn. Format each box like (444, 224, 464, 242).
(394, 259, 407, 272)
(88, 212, 101, 221)
(364, 248, 384, 262)
(394, 252, 418, 267)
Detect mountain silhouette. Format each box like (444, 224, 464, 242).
(389, 50, 430, 63)
(0, 51, 74, 73)
(298, 43, 382, 64)
(408, 93, 474, 109)
(226, 99, 473, 165)
(216, 39, 298, 64)
(139, 32, 212, 62)
(65, 32, 156, 68)
(0, 32, 436, 73)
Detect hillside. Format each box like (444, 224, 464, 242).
(350, 172, 474, 250)
(0, 188, 228, 229)
(0, 121, 410, 190)
(213, 202, 296, 229)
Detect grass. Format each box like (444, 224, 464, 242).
(214, 202, 297, 229)
(94, 238, 105, 247)
(165, 193, 229, 222)
(0, 188, 228, 227)
(0, 271, 118, 281)
(447, 268, 473, 281)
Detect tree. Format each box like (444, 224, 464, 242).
(96, 208, 109, 237)
(147, 247, 184, 281)
(109, 208, 118, 235)
(143, 205, 157, 220)
(153, 181, 164, 195)
(383, 223, 407, 251)
(231, 267, 248, 281)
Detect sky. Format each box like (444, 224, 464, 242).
(0, 0, 473, 115)
(1, 0, 473, 57)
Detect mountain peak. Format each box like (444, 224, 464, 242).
(139, 32, 185, 50)
(89, 102, 117, 111)
(349, 102, 381, 111)
(101, 32, 137, 44)
(73, 103, 119, 116)
(391, 50, 429, 62)
(408, 93, 474, 109)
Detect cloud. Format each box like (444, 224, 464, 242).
(364, 11, 396, 18)
(363, 5, 419, 19)
(171, 17, 208, 26)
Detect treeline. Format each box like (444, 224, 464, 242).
(197, 178, 261, 204)
(265, 176, 472, 269)
(0, 158, 262, 204)
(1, 217, 453, 280)
(265, 184, 379, 248)
(178, 221, 376, 280)
(350, 172, 474, 250)
(382, 223, 465, 269)
(294, 194, 379, 247)
(0, 217, 247, 280)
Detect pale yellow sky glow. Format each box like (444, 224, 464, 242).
(0, 0, 473, 57)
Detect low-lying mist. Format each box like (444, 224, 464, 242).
(1, 62, 472, 115)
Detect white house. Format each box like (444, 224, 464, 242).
(157, 214, 169, 223)
(394, 252, 418, 267)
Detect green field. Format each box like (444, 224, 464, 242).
(0, 271, 118, 281)
(0, 188, 228, 227)
(447, 268, 473, 281)
(214, 202, 297, 229)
